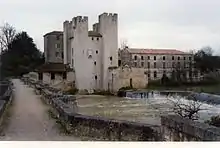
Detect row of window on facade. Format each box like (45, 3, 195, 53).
(134, 55, 192, 61)
(134, 61, 192, 69)
(147, 70, 198, 79)
(38, 72, 67, 80)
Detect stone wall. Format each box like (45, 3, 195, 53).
(108, 67, 148, 92)
(0, 80, 13, 126)
(161, 115, 220, 141)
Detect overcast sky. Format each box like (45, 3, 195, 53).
(1, 0, 220, 54)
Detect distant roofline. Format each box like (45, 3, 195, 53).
(43, 31, 63, 37)
(126, 48, 192, 55)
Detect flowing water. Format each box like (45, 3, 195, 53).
(76, 92, 220, 126)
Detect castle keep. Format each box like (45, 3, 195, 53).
(63, 13, 118, 91)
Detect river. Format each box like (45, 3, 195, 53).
(76, 92, 220, 126)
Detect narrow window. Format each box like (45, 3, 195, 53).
(118, 60, 121, 66)
(148, 56, 150, 60)
(96, 50, 98, 54)
(55, 44, 60, 48)
(148, 62, 150, 68)
(61, 52, 64, 58)
(38, 73, 43, 80)
(172, 62, 175, 68)
(163, 56, 165, 60)
(154, 71, 157, 78)
(141, 62, 144, 67)
(63, 72, 67, 80)
(189, 57, 192, 60)
(141, 56, 144, 60)
(172, 56, 174, 60)
(178, 56, 180, 60)
(184, 57, 186, 60)
(92, 37, 94, 40)
(56, 35, 60, 40)
(184, 62, 186, 68)
(94, 61, 96, 65)
(95, 75, 97, 80)
(134, 55, 137, 60)
(110, 56, 112, 61)
(177, 62, 180, 67)
(154, 62, 156, 68)
(148, 73, 150, 78)
(163, 62, 166, 69)
(97, 37, 99, 41)
(154, 56, 156, 60)
(51, 73, 55, 80)
(130, 78, 133, 88)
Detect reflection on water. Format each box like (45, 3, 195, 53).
(76, 93, 220, 125)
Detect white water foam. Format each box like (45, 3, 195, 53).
(126, 93, 220, 122)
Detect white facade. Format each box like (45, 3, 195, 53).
(63, 13, 118, 91)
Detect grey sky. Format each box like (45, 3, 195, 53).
(1, 0, 220, 54)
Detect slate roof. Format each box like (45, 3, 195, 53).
(88, 31, 102, 37)
(43, 31, 63, 37)
(35, 63, 73, 72)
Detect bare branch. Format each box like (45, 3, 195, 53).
(0, 23, 16, 52)
(167, 94, 204, 120)
(120, 38, 128, 50)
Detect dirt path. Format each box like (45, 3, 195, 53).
(0, 79, 80, 141)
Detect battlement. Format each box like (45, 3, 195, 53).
(72, 16, 88, 28)
(99, 12, 117, 17)
(63, 20, 70, 26)
(93, 23, 99, 32)
(73, 16, 88, 23)
(99, 12, 118, 22)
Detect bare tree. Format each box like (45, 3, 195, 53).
(0, 23, 16, 52)
(120, 38, 128, 50)
(168, 94, 203, 120)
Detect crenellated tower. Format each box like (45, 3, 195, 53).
(98, 13, 118, 90)
(63, 13, 118, 91)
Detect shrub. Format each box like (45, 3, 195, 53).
(147, 80, 161, 87)
(65, 87, 78, 95)
(119, 86, 134, 91)
(92, 90, 114, 96)
(205, 115, 220, 127)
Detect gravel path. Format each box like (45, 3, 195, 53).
(0, 79, 80, 141)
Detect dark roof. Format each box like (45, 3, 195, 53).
(43, 31, 63, 37)
(88, 31, 102, 37)
(35, 63, 73, 72)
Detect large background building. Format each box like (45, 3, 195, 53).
(119, 48, 196, 81)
